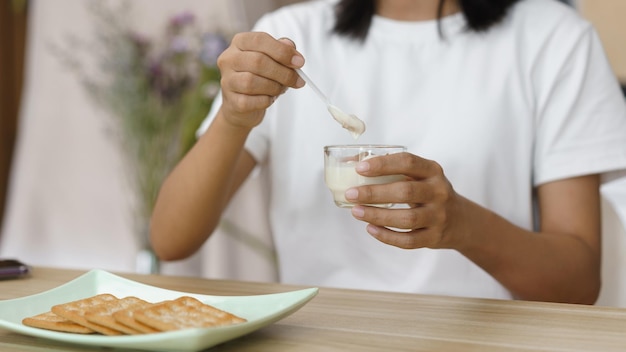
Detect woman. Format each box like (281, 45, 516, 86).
(150, 0, 626, 303)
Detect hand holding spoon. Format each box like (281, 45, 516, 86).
(295, 68, 366, 139)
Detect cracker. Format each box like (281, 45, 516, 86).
(51, 293, 121, 335)
(22, 311, 95, 334)
(134, 296, 246, 331)
(84, 296, 152, 335)
(113, 304, 160, 334)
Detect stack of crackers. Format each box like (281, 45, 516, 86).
(22, 294, 247, 335)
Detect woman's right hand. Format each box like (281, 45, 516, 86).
(216, 32, 305, 129)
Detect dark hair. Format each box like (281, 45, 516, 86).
(333, 0, 522, 41)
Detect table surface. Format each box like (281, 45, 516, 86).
(1, 267, 626, 351)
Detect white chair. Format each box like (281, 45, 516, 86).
(597, 176, 626, 307)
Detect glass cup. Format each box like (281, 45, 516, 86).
(324, 144, 407, 208)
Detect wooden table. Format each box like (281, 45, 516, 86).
(1, 267, 626, 351)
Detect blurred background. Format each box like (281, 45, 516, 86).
(0, 0, 624, 304)
(0, 0, 303, 278)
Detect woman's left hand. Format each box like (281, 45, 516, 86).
(346, 152, 468, 250)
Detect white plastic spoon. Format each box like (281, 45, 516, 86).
(295, 68, 366, 139)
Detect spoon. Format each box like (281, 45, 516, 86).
(295, 68, 366, 139)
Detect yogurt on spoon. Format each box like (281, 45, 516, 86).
(295, 68, 366, 139)
(327, 105, 366, 139)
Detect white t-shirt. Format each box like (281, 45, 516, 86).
(199, 0, 626, 299)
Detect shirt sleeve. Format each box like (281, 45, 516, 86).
(533, 23, 626, 186)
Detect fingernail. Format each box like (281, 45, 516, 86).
(345, 188, 358, 200)
(295, 77, 305, 88)
(356, 162, 370, 172)
(366, 224, 379, 235)
(291, 55, 304, 67)
(351, 206, 365, 218)
(278, 37, 296, 48)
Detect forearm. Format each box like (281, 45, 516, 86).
(150, 110, 253, 261)
(457, 197, 601, 304)
(346, 154, 602, 303)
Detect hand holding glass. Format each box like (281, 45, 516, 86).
(324, 145, 406, 208)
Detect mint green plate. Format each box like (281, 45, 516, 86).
(0, 270, 318, 351)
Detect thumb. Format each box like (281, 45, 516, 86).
(277, 37, 297, 49)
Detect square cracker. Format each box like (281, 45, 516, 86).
(113, 305, 161, 334)
(134, 296, 246, 331)
(51, 293, 122, 335)
(22, 311, 95, 334)
(84, 296, 153, 335)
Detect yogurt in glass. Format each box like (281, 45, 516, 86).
(324, 145, 406, 208)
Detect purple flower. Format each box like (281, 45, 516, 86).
(169, 35, 191, 54)
(148, 59, 163, 79)
(199, 33, 227, 66)
(145, 53, 196, 102)
(169, 11, 195, 29)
